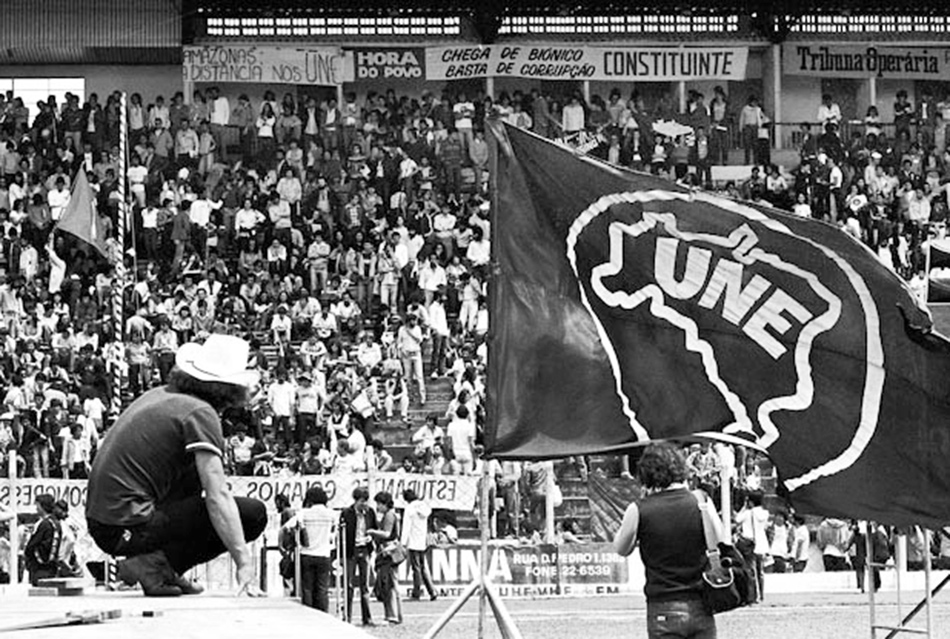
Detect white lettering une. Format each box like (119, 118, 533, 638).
(654, 238, 813, 359)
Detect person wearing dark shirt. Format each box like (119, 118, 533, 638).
(24, 493, 62, 585)
(341, 487, 378, 625)
(85, 334, 267, 597)
(615, 443, 720, 639)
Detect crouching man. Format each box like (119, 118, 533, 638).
(85, 334, 267, 596)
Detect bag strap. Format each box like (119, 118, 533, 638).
(696, 494, 719, 551)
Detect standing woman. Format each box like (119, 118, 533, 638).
(615, 442, 719, 639)
(369, 491, 403, 624)
(256, 103, 277, 170)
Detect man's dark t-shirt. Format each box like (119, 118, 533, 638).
(85, 386, 225, 527)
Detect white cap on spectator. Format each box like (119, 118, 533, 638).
(175, 334, 260, 388)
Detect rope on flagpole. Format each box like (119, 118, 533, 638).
(111, 91, 128, 422)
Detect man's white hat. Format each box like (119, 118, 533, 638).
(175, 334, 260, 388)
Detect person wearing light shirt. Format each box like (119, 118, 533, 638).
(312, 309, 338, 341)
(562, 96, 586, 134)
(127, 156, 149, 207)
(149, 98, 169, 131)
(453, 93, 475, 156)
(446, 405, 476, 475)
(817, 94, 842, 127)
(427, 294, 450, 377)
(465, 226, 490, 268)
(418, 254, 447, 306)
(401, 489, 437, 600)
(295, 374, 321, 442)
(174, 120, 200, 166)
(47, 179, 70, 222)
(355, 332, 383, 370)
(268, 194, 292, 246)
(908, 188, 932, 225)
(282, 486, 336, 611)
(276, 168, 302, 205)
(189, 193, 222, 254)
(234, 199, 263, 237)
(432, 207, 457, 260)
(267, 372, 297, 442)
(208, 86, 230, 152)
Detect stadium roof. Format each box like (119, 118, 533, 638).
(186, 0, 950, 15)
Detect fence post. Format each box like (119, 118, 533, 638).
(7, 451, 18, 585)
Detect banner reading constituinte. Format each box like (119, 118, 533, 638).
(426, 44, 748, 81)
(183, 45, 344, 85)
(783, 44, 950, 79)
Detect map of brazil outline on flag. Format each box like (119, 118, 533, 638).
(566, 189, 884, 493)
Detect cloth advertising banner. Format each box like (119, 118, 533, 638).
(425, 45, 748, 81)
(183, 45, 344, 85)
(486, 120, 950, 529)
(396, 543, 628, 595)
(350, 47, 426, 82)
(783, 44, 950, 79)
(1, 473, 478, 565)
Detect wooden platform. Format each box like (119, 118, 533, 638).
(0, 590, 376, 638)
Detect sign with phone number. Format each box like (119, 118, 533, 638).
(397, 542, 628, 587)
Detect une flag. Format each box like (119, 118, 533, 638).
(56, 168, 108, 259)
(485, 121, 950, 528)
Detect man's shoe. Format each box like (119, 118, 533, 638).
(174, 574, 205, 595)
(119, 551, 183, 597)
(143, 583, 184, 597)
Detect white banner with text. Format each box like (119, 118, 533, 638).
(425, 44, 748, 81)
(183, 45, 345, 85)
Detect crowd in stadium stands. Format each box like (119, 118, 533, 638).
(0, 83, 948, 559)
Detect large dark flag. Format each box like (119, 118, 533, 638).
(486, 121, 950, 528)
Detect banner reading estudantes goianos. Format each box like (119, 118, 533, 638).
(426, 45, 747, 81)
(183, 45, 344, 85)
(783, 44, 950, 79)
(485, 120, 950, 528)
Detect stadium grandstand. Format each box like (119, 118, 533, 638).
(2, 0, 950, 598)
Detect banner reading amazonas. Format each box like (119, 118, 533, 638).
(183, 44, 344, 85)
(783, 44, 950, 79)
(426, 44, 748, 81)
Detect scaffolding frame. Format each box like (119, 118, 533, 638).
(867, 527, 950, 639)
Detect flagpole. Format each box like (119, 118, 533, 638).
(111, 92, 129, 422)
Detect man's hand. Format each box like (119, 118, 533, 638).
(235, 557, 264, 597)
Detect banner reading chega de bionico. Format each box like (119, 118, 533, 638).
(425, 44, 748, 81)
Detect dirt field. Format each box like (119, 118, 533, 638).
(365, 591, 950, 639)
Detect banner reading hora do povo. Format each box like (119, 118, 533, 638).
(783, 44, 950, 79)
(426, 44, 748, 81)
(183, 44, 344, 85)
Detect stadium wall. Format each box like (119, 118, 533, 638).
(0, 64, 182, 102)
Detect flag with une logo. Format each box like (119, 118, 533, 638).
(485, 121, 950, 527)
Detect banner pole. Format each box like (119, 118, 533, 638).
(110, 92, 128, 424)
(717, 444, 734, 538)
(7, 451, 17, 585)
(478, 460, 490, 639)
